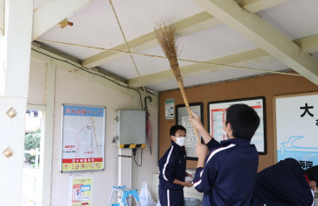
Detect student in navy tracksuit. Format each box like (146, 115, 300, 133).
(189, 104, 260, 206)
(253, 158, 318, 206)
(158, 125, 193, 206)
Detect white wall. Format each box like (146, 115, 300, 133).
(134, 102, 159, 192)
(28, 54, 159, 205)
(28, 57, 46, 105)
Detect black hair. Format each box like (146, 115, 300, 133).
(225, 104, 260, 140)
(306, 165, 318, 186)
(170, 125, 186, 136)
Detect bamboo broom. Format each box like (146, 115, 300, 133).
(154, 22, 201, 144)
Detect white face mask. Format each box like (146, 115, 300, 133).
(175, 137, 186, 147)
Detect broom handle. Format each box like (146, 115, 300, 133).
(177, 80, 201, 144)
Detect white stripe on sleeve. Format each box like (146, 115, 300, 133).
(167, 189, 170, 206)
(310, 189, 314, 206)
(193, 144, 235, 188)
(163, 146, 174, 181)
(193, 179, 202, 188)
(206, 144, 235, 163)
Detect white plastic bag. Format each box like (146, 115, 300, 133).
(139, 181, 156, 206)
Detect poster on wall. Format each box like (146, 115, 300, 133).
(69, 176, 93, 206)
(208, 97, 266, 154)
(275, 92, 318, 168)
(61, 104, 106, 173)
(165, 98, 175, 119)
(176, 103, 203, 160)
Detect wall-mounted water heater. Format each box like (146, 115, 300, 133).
(113, 110, 146, 149)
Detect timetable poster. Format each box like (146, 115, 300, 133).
(208, 97, 266, 154)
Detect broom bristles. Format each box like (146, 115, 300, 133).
(154, 22, 182, 83)
(154, 21, 202, 144)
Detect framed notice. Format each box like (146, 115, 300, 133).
(61, 104, 106, 173)
(274, 92, 318, 168)
(176, 102, 203, 160)
(208, 97, 266, 154)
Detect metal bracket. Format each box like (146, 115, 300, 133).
(112, 136, 119, 145)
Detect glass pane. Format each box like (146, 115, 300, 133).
(22, 110, 42, 206)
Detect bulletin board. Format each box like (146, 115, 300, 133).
(159, 72, 318, 170)
(208, 97, 266, 154)
(274, 92, 318, 169)
(176, 103, 203, 160)
(60, 104, 106, 173)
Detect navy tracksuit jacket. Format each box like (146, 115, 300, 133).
(253, 158, 314, 206)
(193, 138, 258, 206)
(158, 141, 187, 206)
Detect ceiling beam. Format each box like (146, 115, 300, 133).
(243, 0, 290, 13)
(191, 0, 318, 85)
(127, 33, 318, 87)
(295, 34, 318, 54)
(33, 0, 92, 40)
(128, 49, 274, 87)
(82, 0, 290, 68)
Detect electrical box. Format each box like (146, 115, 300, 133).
(114, 110, 146, 148)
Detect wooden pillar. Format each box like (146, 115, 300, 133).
(0, 0, 33, 205)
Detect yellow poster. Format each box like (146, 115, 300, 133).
(70, 177, 93, 206)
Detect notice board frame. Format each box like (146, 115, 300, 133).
(60, 104, 106, 173)
(176, 102, 203, 160)
(208, 97, 267, 154)
(273, 92, 318, 167)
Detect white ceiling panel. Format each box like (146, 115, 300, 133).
(34, 0, 49, 9)
(38, 0, 204, 49)
(33, 0, 318, 93)
(99, 24, 258, 79)
(99, 53, 171, 80)
(258, 0, 318, 40)
(176, 24, 258, 61)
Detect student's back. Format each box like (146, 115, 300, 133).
(190, 104, 260, 206)
(195, 138, 258, 206)
(253, 158, 314, 206)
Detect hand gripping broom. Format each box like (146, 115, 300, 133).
(154, 22, 201, 144)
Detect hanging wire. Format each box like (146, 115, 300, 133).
(133, 148, 143, 167)
(109, 0, 148, 109)
(35, 39, 301, 77)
